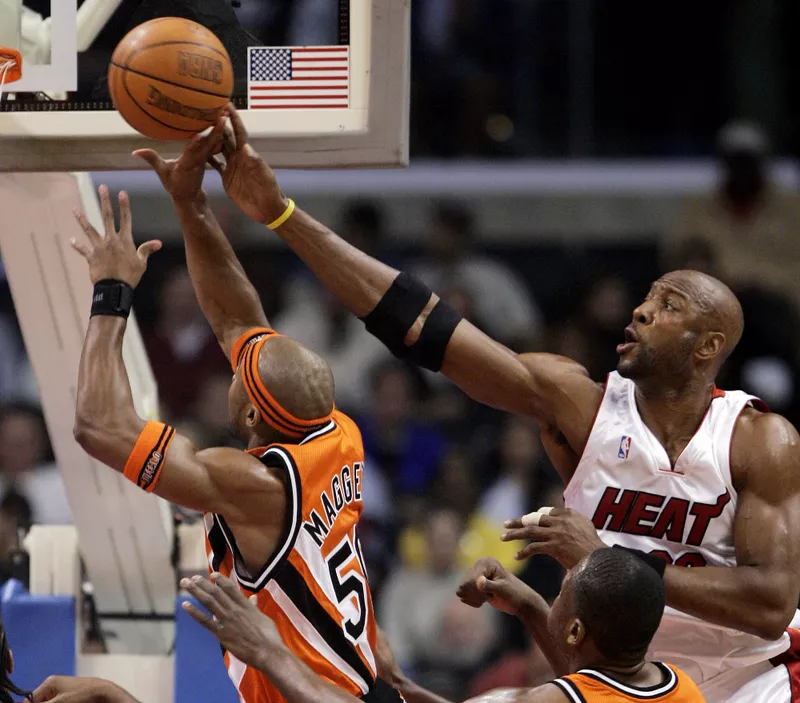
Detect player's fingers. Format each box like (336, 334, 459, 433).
(210, 572, 247, 605)
(98, 184, 116, 235)
(515, 542, 552, 561)
(503, 517, 524, 529)
(137, 239, 162, 263)
(73, 208, 101, 244)
(207, 154, 226, 176)
(228, 103, 249, 148)
(132, 148, 167, 175)
(118, 190, 132, 239)
(181, 600, 218, 632)
(69, 238, 92, 260)
(181, 576, 225, 609)
(520, 507, 555, 528)
(220, 122, 236, 159)
(500, 526, 550, 543)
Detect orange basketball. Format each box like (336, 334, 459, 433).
(108, 17, 234, 141)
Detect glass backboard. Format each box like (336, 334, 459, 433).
(0, 0, 409, 171)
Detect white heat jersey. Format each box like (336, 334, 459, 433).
(564, 371, 794, 685)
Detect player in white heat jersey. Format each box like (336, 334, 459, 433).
(200, 110, 800, 703)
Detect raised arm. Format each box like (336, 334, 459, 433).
(71, 187, 284, 520)
(210, 107, 602, 458)
(134, 121, 268, 361)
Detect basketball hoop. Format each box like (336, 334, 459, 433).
(0, 48, 22, 101)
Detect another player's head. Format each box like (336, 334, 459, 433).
(229, 335, 335, 447)
(0, 615, 31, 703)
(617, 269, 743, 385)
(547, 548, 665, 671)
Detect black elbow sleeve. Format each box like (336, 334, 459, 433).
(360, 272, 462, 372)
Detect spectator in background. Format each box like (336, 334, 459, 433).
(145, 267, 228, 420)
(0, 403, 70, 525)
(358, 361, 447, 501)
(181, 373, 240, 448)
(551, 276, 632, 382)
(478, 417, 558, 528)
(664, 236, 800, 424)
(380, 507, 497, 699)
(668, 120, 800, 309)
(412, 202, 542, 349)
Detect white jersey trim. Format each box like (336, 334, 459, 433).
(216, 446, 303, 591)
(576, 662, 678, 698)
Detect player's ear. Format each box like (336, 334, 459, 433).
(566, 617, 586, 648)
(696, 331, 725, 363)
(245, 405, 261, 429)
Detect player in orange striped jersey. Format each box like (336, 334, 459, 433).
(71, 131, 395, 703)
(183, 549, 704, 703)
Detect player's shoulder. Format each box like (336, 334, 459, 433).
(465, 684, 569, 703)
(734, 406, 799, 449)
(732, 406, 800, 480)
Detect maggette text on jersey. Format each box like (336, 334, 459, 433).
(302, 462, 364, 547)
(592, 487, 730, 547)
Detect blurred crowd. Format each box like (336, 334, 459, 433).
(0, 118, 796, 695)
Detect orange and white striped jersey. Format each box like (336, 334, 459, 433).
(552, 663, 705, 702)
(204, 410, 379, 703)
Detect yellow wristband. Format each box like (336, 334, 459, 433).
(266, 198, 296, 230)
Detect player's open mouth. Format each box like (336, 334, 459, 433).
(617, 327, 639, 354)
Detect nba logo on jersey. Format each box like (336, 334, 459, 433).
(618, 435, 631, 459)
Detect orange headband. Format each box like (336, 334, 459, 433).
(232, 328, 332, 439)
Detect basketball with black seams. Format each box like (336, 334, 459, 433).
(108, 17, 234, 141)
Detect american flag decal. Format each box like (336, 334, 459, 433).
(248, 46, 350, 110)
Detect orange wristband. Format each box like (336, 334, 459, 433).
(123, 421, 175, 492)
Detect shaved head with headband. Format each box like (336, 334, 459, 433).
(229, 328, 335, 446)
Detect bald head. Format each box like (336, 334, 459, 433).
(257, 336, 335, 421)
(661, 270, 744, 360)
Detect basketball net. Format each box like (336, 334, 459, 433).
(0, 48, 22, 101)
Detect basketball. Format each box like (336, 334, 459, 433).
(108, 17, 234, 141)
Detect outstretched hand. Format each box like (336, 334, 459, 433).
(133, 116, 227, 203)
(456, 557, 540, 617)
(181, 573, 282, 672)
(72, 186, 161, 287)
(31, 675, 140, 702)
(206, 104, 288, 225)
(501, 507, 606, 568)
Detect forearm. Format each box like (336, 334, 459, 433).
(275, 207, 399, 318)
(74, 316, 144, 470)
(388, 676, 454, 703)
(175, 193, 267, 352)
(255, 645, 367, 703)
(664, 564, 795, 640)
(517, 596, 569, 676)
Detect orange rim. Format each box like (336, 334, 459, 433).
(0, 49, 22, 85)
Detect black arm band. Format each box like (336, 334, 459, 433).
(360, 272, 434, 359)
(612, 545, 668, 579)
(91, 279, 134, 319)
(407, 299, 462, 372)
